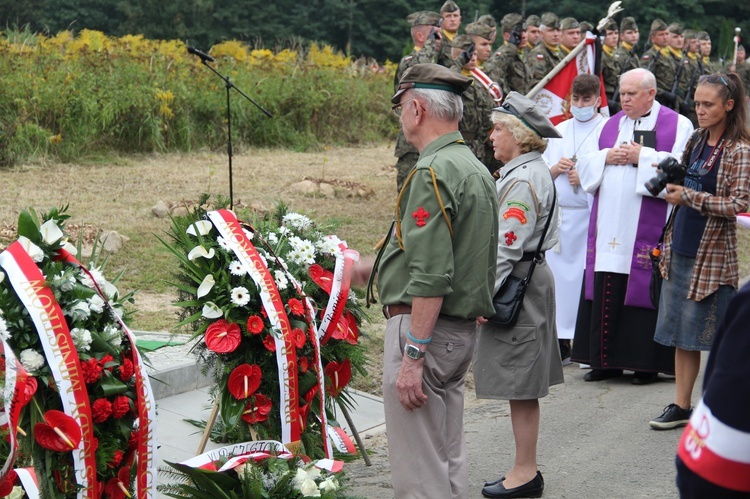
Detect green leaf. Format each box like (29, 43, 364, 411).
(17, 209, 41, 244)
(99, 372, 128, 396)
(219, 385, 245, 431)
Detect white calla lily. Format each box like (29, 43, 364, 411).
(197, 274, 215, 298)
(40, 219, 64, 244)
(186, 220, 213, 236)
(202, 302, 223, 318)
(18, 236, 45, 262)
(188, 245, 215, 261)
(62, 241, 78, 255)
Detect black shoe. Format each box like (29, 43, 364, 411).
(558, 339, 571, 366)
(649, 403, 692, 430)
(632, 372, 658, 385)
(482, 471, 544, 498)
(583, 369, 623, 382)
(484, 476, 505, 487)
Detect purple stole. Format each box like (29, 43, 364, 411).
(584, 106, 678, 309)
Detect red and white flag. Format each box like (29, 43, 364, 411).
(531, 32, 609, 125)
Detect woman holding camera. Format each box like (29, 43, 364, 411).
(649, 73, 750, 430)
(473, 92, 564, 498)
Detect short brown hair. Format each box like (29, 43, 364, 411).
(571, 74, 600, 98)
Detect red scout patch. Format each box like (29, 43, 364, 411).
(504, 231, 517, 246)
(503, 207, 527, 224)
(412, 206, 430, 227)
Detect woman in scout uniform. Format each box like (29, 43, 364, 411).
(473, 92, 564, 499)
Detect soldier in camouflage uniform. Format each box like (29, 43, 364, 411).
(523, 15, 542, 59)
(640, 18, 669, 70)
(477, 14, 497, 46)
(465, 22, 494, 70)
(616, 17, 640, 73)
(450, 35, 495, 169)
(438, 0, 462, 68)
(485, 13, 528, 96)
(394, 11, 443, 191)
(527, 12, 563, 90)
(652, 22, 692, 116)
(558, 17, 581, 55)
(698, 32, 717, 74)
(600, 20, 621, 114)
(730, 45, 750, 99)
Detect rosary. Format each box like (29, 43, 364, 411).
(570, 115, 604, 193)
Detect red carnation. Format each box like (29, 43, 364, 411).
(112, 395, 131, 419)
(100, 354, 115, 371)
(205, 319, 242, 353)
(108, 449, 124, 469)
(82, 358, 103, 384)
(262, 334, 276, 352)
(241, 393, 272, 424)
(246, 315, 265, 335)
(92, 398, 113, 423)
(293, 328, 306, 349)
(119, 358, 135, 381)
(299, 356, 309, 373)
(287, 298, 305, 316)
(227, 364, 262, 400)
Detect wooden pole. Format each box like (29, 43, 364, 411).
(196, 400, 220, 455)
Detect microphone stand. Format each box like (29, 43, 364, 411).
(197, 58, 273, 210)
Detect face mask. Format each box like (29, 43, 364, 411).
(570, 104, 596, 122)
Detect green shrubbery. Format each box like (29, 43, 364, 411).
(0, 30, 397, 165)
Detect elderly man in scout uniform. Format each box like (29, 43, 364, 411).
(652, 22, 692, 114)
(641, 18, 669, 70)
(523, 14, 542, 58)
(394, 11, 443, 192)
(485, 13, 528, 96)
(375, 63, 498, 498)
(527, 12, 562, 89)
(559, 17, 582, 55)
(601, 19, 621, 113)
(438, 0, 462, 67)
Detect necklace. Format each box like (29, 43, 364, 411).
(570, 114, 604, 163)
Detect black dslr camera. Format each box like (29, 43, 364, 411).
(644, 156, 686, 196)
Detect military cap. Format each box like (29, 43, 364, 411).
(697, 31, 711, 41)
(560, 17, 580, 31)
(407, 11, 442, 27)
(650, 19, 668, 34)
(494, 92, 562, 138)
(392, 63, 472, 104)
(501, 13, 525, 33)
(466, 22, 494, 40)
(540, 12, 560, 30)
(601, 20, 617, 33)
(451, 34, 474, 50)
(683, 29, 697, 41)
(668, 22, 683, 35)
(620, 17, 638, 33)
(526, 15, 541, 28)
(477, 14, 496, 29)
(440, 0, 459, 13)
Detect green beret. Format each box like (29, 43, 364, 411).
(560, 17, 580, 31)
(526, 15, 541, 28)
(440, 0, 459, 13)
(650, 18, 668, 34)
(668, 22, 683, 35)
(540, 12, 560, 30)
(697, 31, 711, 41)
(477, 14, 496, 29)
(451, 34, 474, 50)
(392, 63, 472, 104)
(466, 22, 493, 40)
(407, 11, 442, 27)
(500, 13, 524, 33)
(620, 17, 638, 33)
(494, 92, 562, 139)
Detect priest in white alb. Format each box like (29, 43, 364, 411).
(571, 68, 694, 384)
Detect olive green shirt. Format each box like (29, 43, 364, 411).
(377, 132, 499, 319)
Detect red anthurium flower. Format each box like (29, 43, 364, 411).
(262, 334, 276, 352)
(324, 359, 352, 397)
(228, 364, 262, 400)
(298, 385, 320, 431)
(330, 310, 359, 345)
(104, 466, 131, 499)
(293, 328, 306, 349)
(246, 315, 265, 335)
(241, 393, 272, 424)
(205, 319, 242, 353)
(287, 298, 305, 316)
(308, 264, 333, 294)
(19, 376, 38, 407)
(0, 469, 18, 496)
(34, 410, 82, 452)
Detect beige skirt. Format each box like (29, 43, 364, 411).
(473, 259, 565, 400)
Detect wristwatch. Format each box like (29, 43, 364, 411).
(404, 344, 426, 360)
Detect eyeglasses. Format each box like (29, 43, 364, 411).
(392, 99, 416, 117)
(699, 74, 729, 86)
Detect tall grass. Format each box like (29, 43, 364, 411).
(0, 30, 398, 165)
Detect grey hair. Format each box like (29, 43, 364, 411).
(491, 112, 548, 154)
(620, 68, 656, 90)
(411, 88, 464, 121)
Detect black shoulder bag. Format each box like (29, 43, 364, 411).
(488, 186, 556, 328)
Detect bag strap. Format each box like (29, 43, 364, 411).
(521, 184, 556, 284)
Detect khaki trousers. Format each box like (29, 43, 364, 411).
(383, 313, 477, 499)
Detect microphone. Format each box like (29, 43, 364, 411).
(187, 46, 216, 63)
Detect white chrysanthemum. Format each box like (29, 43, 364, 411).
(348, 289, 358, 304)
(278, 226, 290, 235)
(283, 213, 313, 231)
(79, 266, 104, 289)
(52, 271, 76, 292)
(66, 301, 90, 322)
(231, 286, 251, 307)
(111, 307, 124, 319)
(242, 228, 255, 241)
(102, 324, 123, 347)
(229, 261, 245, 276)
(20, 349, 45, 372)
(274, 270, 289, 291)
(316, 235, 344, 256)
(0, 317, 9, 341)
(88, 295, 105, 314)
(267, 232, 278, 245)
(71, 327, 93, 352)
(287, 249, 305, 266)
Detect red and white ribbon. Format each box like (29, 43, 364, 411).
(180, 440, 290, 470)
(0, 340, 28, 482)
(471, 67, 503, 102)
(15, 467, 39, 499)
(317, 245, 359, 345)
(0, 242, 98, 497)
